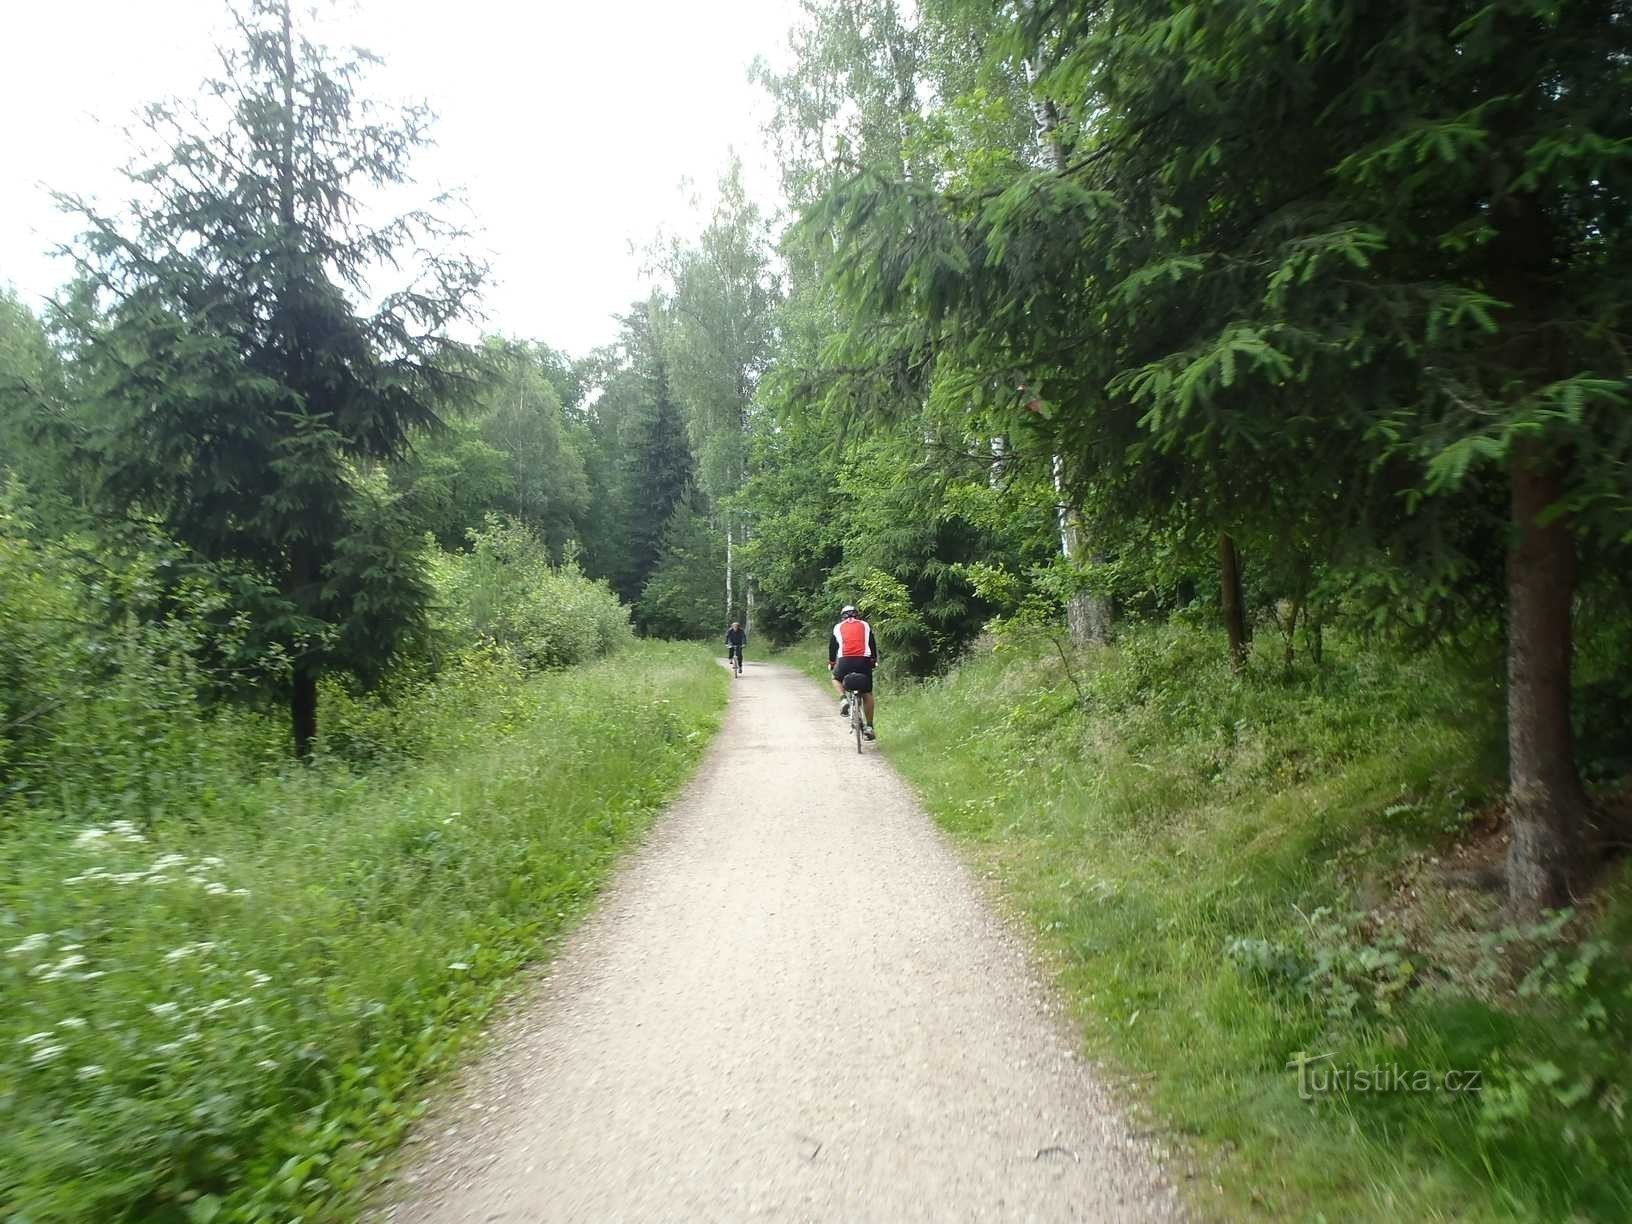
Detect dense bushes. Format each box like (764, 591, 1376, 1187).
(0, 504, 634, 806)
(429, 516, 632, 668)
(0, 498, 282, 812)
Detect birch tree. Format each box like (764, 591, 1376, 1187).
(656, 158, 779, 625)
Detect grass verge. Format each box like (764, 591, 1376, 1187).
(0, 641, 726, 1223)
(784, 627, 1631, 1221)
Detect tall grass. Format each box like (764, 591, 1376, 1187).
(792, 625, 1632, 1221)
(0, 642, 725, 1223)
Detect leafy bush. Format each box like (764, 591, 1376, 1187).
(430, 516, 632, 668)
(0, 495, 280, 812)
(1226, 908, 1420, 1023)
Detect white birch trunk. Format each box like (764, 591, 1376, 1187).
(1028, 52, 1110, 646)
(742, 520, 754, 630)
(1053, 455, 1111, 645)
(725, 519, 734, 623)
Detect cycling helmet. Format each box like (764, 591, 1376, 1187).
(841, 604, 858, 617)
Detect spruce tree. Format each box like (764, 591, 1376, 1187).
(58, 0, 483, 756)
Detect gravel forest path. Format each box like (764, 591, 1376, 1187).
(380, 660, 1180, 1222)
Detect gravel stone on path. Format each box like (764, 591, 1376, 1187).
(377, 659, 1182, 1222)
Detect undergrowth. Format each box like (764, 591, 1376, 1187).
(0, 641, 725, 1223)
(792, 625, 1632, 1221)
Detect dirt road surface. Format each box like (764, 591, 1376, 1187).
(380, 660, 1180, 1222)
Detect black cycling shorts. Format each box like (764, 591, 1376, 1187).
(833, 656, 874, 693)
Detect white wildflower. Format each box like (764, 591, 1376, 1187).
(107, 820, 144, 842)
(77, 1064, 106, 1080)
(246, 971, 271, 988)
(18, 1031, 54, 1047)
(6, 933, 48, 957)
(153, 1041, 181, 1056)
(111, 872, 144, 885)
(146, 876, 174, 885)
(148, 1002, 180, 1019)
(41, 954, 87, 981)
(202, 856, 225, 868)
(204, 883, 228, 896)
(162, 941, 216, 963)
(73, 827, 109, 847)
(257, 1059, 278, 1071)
(59, 1017, 88, 1030)
(149, 854, 187, 873)
(447, 962, 470, 971)
(230, 888, 250, 897)
(29, 1044, 66, 1065)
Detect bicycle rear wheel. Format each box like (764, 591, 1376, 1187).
(852, 699, 863, 753)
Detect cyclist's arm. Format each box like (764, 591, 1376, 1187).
(828, 625, 839, 667)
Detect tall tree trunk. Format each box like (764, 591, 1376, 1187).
(742, 520, 754, 629)
(1026, 56, 1110, 647)
(1219, 531, 1248, 673)
(286, 533, 321, 759)
(279, 2, 313, 760)
(1505, 445, 1591, 913)
(1053, 454, 1111, 645)
(291, 665, 317, 760)
(725, 517, 734, 623)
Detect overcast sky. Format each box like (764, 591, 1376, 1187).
(1, 0, 800, 355)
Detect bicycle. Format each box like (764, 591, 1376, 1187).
(840, 671, 870, 753)
(727, 644, 743, 676)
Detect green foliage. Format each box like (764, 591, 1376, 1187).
(429, 516, 631, 670)
(635, 497, 728, 639)
(1226, 909, 1420, 1025)
(0, 641, 724, 1223)
(0, 492, 282, 807)
(574, 302, 698, 605)
(56, 0, 485, 753)
(655, 157, 779, 508)
(391, 417, 516, 551)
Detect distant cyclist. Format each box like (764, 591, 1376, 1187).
(725, 621, 747, 672)
(828, 604, 878, 740)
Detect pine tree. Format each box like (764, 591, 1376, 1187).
(58, 0, 484, 756)
(631, 338, 696, 599)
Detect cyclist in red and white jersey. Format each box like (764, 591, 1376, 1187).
(828, 604, 879, 740)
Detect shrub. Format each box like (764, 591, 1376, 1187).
(430, 516, 632, 667)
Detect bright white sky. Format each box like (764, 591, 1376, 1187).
(0, 0, 800, 356)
